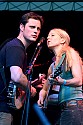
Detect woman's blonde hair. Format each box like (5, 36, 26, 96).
(53, 28, 70, 45)
(53, 28, 82, 71)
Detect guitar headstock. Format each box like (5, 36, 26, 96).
(53, 66, 62, 78)
(52, 53, 65, 79)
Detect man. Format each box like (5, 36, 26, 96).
(0, 11, 44, 125)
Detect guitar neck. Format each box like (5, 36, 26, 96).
(31, 79, 42, 87)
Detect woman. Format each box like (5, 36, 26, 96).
(38, 28, 83, 125)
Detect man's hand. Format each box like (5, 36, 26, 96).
(31, 86, 37, 97)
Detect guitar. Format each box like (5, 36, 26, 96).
(7, 75, 45, 110)
(43, 53, 66, 109)
(7, 82, 26, 110)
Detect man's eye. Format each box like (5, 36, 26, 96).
(30, 26, 35, 28)
(37, 27, 41, 31)
(29, 26, 41, 31)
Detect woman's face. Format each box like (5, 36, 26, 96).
(47, 29, 62, 49)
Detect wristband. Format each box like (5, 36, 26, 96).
(63, 79, 66, 85)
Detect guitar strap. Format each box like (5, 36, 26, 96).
(53, 53, 66, 74)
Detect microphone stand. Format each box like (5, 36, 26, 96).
(24, 45, 42, 125)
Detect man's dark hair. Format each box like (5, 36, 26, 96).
(19, 12, 44, 27)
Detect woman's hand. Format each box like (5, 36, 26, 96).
(37, 89, 47, 107)
(48, 74, 64, 85)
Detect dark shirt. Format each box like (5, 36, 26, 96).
(0, 38, 27, 113)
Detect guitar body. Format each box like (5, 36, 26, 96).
(15, 88, 26, 109)
(7, 78, 43, 110)
(7, 82, 26, 110)
(7, 82, 17, 109)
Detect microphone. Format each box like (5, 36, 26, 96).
(37, 37, 45, 47)
(28, 37, 45, 68)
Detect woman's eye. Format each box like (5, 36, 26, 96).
(52, 35, 55, 36)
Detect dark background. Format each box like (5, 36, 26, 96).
(0, 11, 83, 79)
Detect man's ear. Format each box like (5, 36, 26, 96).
(20, 23, 24, 32)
